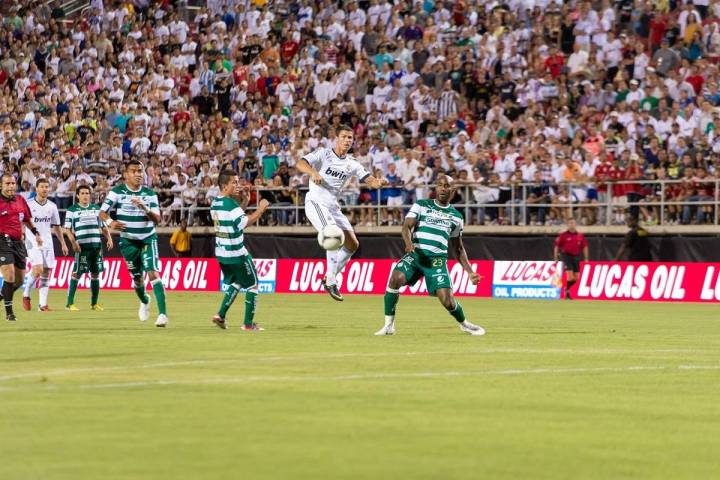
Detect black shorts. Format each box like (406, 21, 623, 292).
(561, 253, 582, 273)
(0, 235, 28, 269)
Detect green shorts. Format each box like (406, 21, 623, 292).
(72, 247, 104, 275)
(119, 237, 161, 276)
(394, 252, 451, 295)
(220, 256, 258, 289)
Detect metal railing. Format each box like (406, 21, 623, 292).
(49, 178, 720, 227)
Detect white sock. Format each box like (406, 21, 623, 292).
(334, 246, 355, 277)
(23, 273, 36, 297)
(326, 249, 339, 285)
(384, 315, 395, 326)
(39, 277, 49, 307)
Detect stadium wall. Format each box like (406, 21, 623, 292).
(57, 234, 720, 263)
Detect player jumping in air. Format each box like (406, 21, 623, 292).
(0, 173, 44, 321)
(22, 178, 69, 311)
(376, 175, 486, 336)
(99, 160, 169, 327)
(296, 124, 387, 301)
(64, 185, 114, 311)
(210, 170, 270, 330)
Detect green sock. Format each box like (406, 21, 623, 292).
(152, 280, 167, 315)
(384, 289, 400, 315)
(449, 301, 466, 323)
(218, 284, 239, 318)
(244, 290, 258, 326)
(66, 277, 78, 306)
(134, 284, 149, 304)
(90, 279, 100, 305)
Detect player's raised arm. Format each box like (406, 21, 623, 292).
(99, 189, 126, 231)
(296, 157, 323, 185)
(363, 173, 389, 189)
(244, 199, 271, 227)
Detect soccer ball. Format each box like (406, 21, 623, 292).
(318, 225, 345, 251)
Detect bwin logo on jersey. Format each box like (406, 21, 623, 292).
(324, 168, 348, 180)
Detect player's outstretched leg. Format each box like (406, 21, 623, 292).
(241, 287, 263, 331)
(66, 273, 80, 311)
(323, 229, 359, 302)
(376, 271, 407, 335)
(436, 289, 485, 336)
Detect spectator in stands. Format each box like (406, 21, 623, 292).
(170, 218, 192, 258)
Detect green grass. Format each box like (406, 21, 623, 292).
(1, 291, 720, 479)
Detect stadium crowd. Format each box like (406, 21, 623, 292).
(1, 0, 720, 227)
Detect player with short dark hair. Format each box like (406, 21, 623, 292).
(614, 216, 652, 262)
(0, 173, 43, 321)
(22, 178, 68, 311)
(554, 218, 589, 299)
(296, 125, 387, 301)
(99, 160, 169, 327)
(376, 175, 485, 336)
(210, 170, 270, 330)
(64, 185, 114, 310)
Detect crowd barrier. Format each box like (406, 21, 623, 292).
(3, 258, 719, 304)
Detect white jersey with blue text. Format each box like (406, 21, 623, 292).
(24, 198, 60, 251)
(302, 147, 371, 205)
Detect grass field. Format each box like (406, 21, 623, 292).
(1, 290, 719, 479)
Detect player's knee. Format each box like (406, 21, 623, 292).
(389, 272, 406, 289)
(38, 276, 49, 288)
(132, 276, 143, 288)
(439, 293, 455, 310)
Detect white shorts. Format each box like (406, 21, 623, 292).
(305, 197, 352, 232)
(28, 247, 56, 269)
(387, 196, 403, 207)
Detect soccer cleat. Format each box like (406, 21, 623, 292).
(38, 305, 51, 312)
(22, 296, 31, 311)
(212, 314, 227, 330)
(139, 297, 151, 322)
(240, 323, 264, 331)
(6, 313, 16, 322)
(459, 321, 486, 336)
(66, 304, 80, 311)
(374, 323, 396, 336)
(155, 314, 169, 328)
(321, 276, 344, 302)
(91, 304, 104, 311)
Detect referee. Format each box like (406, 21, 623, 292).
(553, 218, 589, 299)
(0, 173, 43, 321)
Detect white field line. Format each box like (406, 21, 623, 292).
(0, 348, 713, 383)
(0, 364, 719, 393)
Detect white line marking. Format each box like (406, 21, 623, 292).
(1, 364, 719, 393)
(0, 348, 711, 383)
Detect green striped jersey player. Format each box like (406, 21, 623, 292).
(377, 175, 485, 336)
(99, 160, 169, 327)
(210, 170, 270, 330)
(63, 185, 113, 311)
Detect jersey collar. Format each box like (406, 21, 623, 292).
(332, 148, 347, 160)
(124, 183, 143, 193)
(433, 200, 450, 209)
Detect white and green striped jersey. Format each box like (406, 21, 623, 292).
(100, 184, 159, 242)
(407, 199, 464, 258)
(64, 203, 104, 250)
(210, 195, 249, 263)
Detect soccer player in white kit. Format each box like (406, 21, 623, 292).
(296, 125, 387, 301)
(22, 178, 69, 311)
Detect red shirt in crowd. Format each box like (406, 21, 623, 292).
(0, 193, 32, 241)
(555, 230, 588, 256)
(594, 160, 612, 192)
(609, 164, 626, 197)
(544, 54, 564, 79)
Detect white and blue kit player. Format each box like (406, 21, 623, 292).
(22, 178, 69, 311)
(296, 125, 387, 301)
